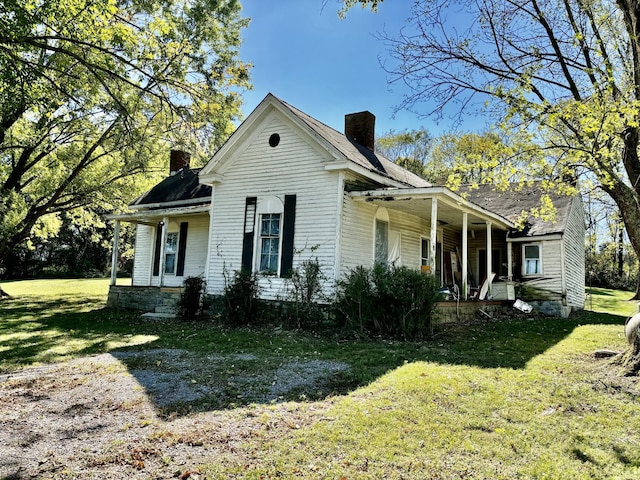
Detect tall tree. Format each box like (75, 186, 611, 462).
(344, 0, 640, 301)
(0, 0, 250, 289)
(429, 131, 529, 188)
(376, 128, 433, 179)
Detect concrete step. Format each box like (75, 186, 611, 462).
(141, 312, 177, 320)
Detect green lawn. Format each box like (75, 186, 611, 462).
(586, 286, 639, 317)
(1, 279, 639, 478)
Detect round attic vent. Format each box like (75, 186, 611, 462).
(268, 133, 280, 147)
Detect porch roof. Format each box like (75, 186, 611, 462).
(107, 204, 210, 225)
(349, 187, 515, 230)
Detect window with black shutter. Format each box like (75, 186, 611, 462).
(241, 197, 257, 271)
(279, 194, 296, 277)
(176, 222, 188, 276)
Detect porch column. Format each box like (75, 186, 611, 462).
(507, 240, 513, 280)
(110, 220, 121, 286)
(430, 197, 438, 275)
(159, 216, 169, 287)
(486, 221, 493, 292)
(462, 212, 468, 299)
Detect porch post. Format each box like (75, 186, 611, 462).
(507, 240, 513, 280)
(159, 216, 169, 287)
(486, 221, 493, 292)
(110, 220, 120, 286)
(462, 212, 468, 299)
(430, 197, 438, 275)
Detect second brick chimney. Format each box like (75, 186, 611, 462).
(345, 111, 376, 151)
(170, 150, 191, 176)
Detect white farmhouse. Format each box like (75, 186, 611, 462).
(108, 94, 585, 318)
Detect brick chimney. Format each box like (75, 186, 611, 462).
(170, 150, 190, 175)
(345, 111, 376, 151)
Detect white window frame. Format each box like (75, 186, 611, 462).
(374, 219, 389, 265)
(257, 213, 282, 275)
(522, 243, 542, 276)
(373, 207, 390, 266)
(255, 196, 284, 276)
(420, 237, 430, 267)
(164, 231, 179, 275)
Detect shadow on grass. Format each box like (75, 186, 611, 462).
(0, 295, 628, 417)
(587, 287, 620, 297)
(0, 302, 150, 370)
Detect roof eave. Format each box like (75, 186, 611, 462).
(349, 187, 515, 229)
(128, 196, 212, 210)
(325, 161, 414, 188)
(108, 204, 210, 223)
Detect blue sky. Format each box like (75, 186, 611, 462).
(238, 0, 489, 137)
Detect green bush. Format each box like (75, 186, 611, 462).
(288, 258, 328, 328)
(222, 268, 260, 325)
(334, 264, 442, 339)
(177, 276, 206, 320)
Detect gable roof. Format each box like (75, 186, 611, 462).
(278, 97, 431, 188)
(200, 93, 431, 188)
(130, 168, 211, 210)
(461, 184, 578, 237)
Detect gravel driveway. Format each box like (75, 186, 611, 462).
(0, 350, 348, 479)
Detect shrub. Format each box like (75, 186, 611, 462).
(222, 268, 260, 325)
(288, 258, 329, 328)
(177, 276, 207, 320)
(335, 264, 442, 339)
(333, 265, 376, 334)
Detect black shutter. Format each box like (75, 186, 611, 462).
(241, 197, 257, 271)
(152, 222, 163, 276)
(280, 194, 297, 278)
(176, 222, 188, 276)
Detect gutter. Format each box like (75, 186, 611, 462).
(107, 204, 211, 223)
(128, 196, 212, 210)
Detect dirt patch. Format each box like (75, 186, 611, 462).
(0, 350, 348, 479)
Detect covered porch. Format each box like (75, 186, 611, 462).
(349, 186, 517, 302)
(108, 204, 210, 288)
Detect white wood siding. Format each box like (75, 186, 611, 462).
(132, 215, 209, 287)
(161, 214, 210, 287)
(339, 188, 432, 279)
(339, 193, 376, 275)
(513, 197, 585, 309)
(132, 224, 154, 286)
(206, 113, 340, 299)
(506, 237, 563, 300)
(563, 197, 586, 308)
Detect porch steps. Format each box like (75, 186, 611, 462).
(141, 312, 177, 320)
(143, 290, 182, 319)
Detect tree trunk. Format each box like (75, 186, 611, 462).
(620, 328, 640, 376)
(607, 125, 640, 300)
(618, 223, 624, 278)
(603, 183, 640, 299)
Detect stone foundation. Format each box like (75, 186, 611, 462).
(435, 301, 508, 324)
(107, 286, 182, 314)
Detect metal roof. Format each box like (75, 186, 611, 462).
(129, 168, 211, 210)
(461, 184, 577, 237)
(278, 96, 431, 188)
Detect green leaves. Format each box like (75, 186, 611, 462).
(0, 0, 250, 265)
